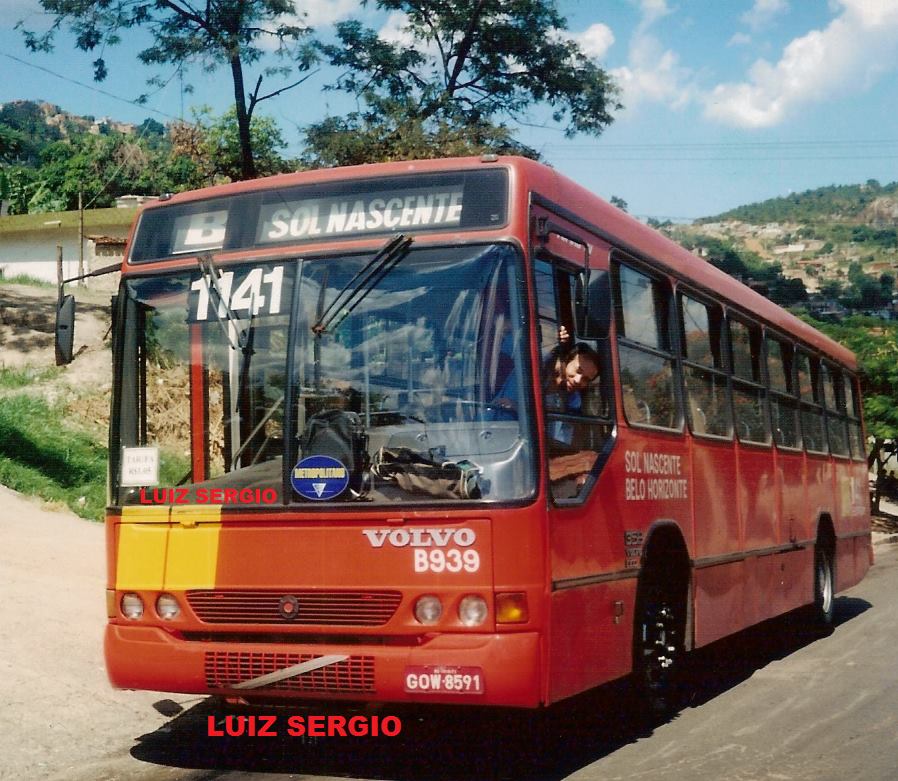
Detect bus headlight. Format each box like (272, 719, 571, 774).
(121, 593, 144, 620)
(156, 593, 181, 620)
(414, 595, 443, 625)
(458, 595, 488, 626)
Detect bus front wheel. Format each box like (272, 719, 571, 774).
(633, 583, 684, 714)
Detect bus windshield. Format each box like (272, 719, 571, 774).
(112, 243, 535, 506)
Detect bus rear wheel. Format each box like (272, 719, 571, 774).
(811, 542, 835, 631)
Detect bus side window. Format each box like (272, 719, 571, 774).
(844, 374, 865, 459)
(614, 262, 679, 430)
(796, 351, 827, 453)
(729, 317, 769, 444)
(823, 363, 850, 457)
(680, 293, 730, 438)
(537, 258, 612, 502)
(766, 336, 800, 449)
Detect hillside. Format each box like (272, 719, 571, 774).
(669, 180, 898, 311)
(700, 180, 898, 226)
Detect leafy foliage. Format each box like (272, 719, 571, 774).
(302, 100, 536, 167)
(305, 0, 620, 164)
(0, 102, 63, 166)
(24, 133, 183, 212)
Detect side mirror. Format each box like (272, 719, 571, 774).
(55, 294, 75, 365)
(575, 270, 610, 340)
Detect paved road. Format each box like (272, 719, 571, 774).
(3, 484, 897, 780)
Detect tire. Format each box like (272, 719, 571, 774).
(633, 584, 684, 714)
(811, 542, 835, 630)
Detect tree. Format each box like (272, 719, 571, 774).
(610, 195, 628, 212)
(0, 124, 29, 164)
(21, 1, 315, 180)
(0, 101, 62, 166)
(302, 104, 534, 168)
(306, 0, 620, 164)
(27, 133, 179, 212)
(169, 107, 291, 187)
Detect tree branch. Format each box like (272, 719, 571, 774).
(251, 69, 319, 108)
(446, 0, 487, 95)
(155, 0, 209, 32)
(406, 0, 449, 82)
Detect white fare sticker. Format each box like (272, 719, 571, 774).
(120, 446, 160, 487)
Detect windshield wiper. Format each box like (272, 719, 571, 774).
(312, 233, 413, 335)
(197, 252, 255, 355)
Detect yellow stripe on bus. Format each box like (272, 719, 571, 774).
(116, 505, 222, 591)
(116, 522, 169, 590)
(165, 520, 222, 590)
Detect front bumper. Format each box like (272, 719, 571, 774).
(105, 624, 542, 708)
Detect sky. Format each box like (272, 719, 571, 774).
(0, 0, 896, 221)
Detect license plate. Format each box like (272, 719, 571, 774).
(403, 666, 484, 694)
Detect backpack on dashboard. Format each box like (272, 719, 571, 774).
(299, 409, 370, 496)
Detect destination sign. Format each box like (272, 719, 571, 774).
(256, 187, 464, 243)
(128, 169, 508, 263)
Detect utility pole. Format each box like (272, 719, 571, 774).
(78, 185, 85, 286)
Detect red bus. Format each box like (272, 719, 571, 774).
(97, 155, 871, 709)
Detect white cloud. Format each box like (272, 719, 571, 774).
(612, 34, 694, 111)
(609, 2, 694, 113)
(290, 0, 358, 28)
(741, 0, 789, 31)
(377, 12, 444, 60)
(705, 0, 898, 128)
(377, 11, 414, 47)
(631, 0, 672, 28)
(570, 23, 615, 60)
(728, 32, 753, 46)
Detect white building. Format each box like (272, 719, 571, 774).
(0, 207, 138, 286)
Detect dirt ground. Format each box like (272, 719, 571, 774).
(0, 483, 194, 780)
(0, 280, 110, 367)
(0, 281, 114, 421)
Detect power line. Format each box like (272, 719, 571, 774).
(546, 154, 898, 162)
(545, 139, 898, 150)
(0, 50, 181, 122)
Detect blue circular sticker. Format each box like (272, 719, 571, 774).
(291, 455, 350, 501)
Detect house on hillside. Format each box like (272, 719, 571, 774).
(0, 203, 145, 288)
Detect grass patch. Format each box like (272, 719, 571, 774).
(0, 365, 62, 389)
(0, 394, 106, 521)
(0, 273, 55, 288)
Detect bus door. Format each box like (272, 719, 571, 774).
(529, 211, 622, 701)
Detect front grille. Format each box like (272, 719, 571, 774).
(205, 651, 375, 693)
(187, 589, 402, 626)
